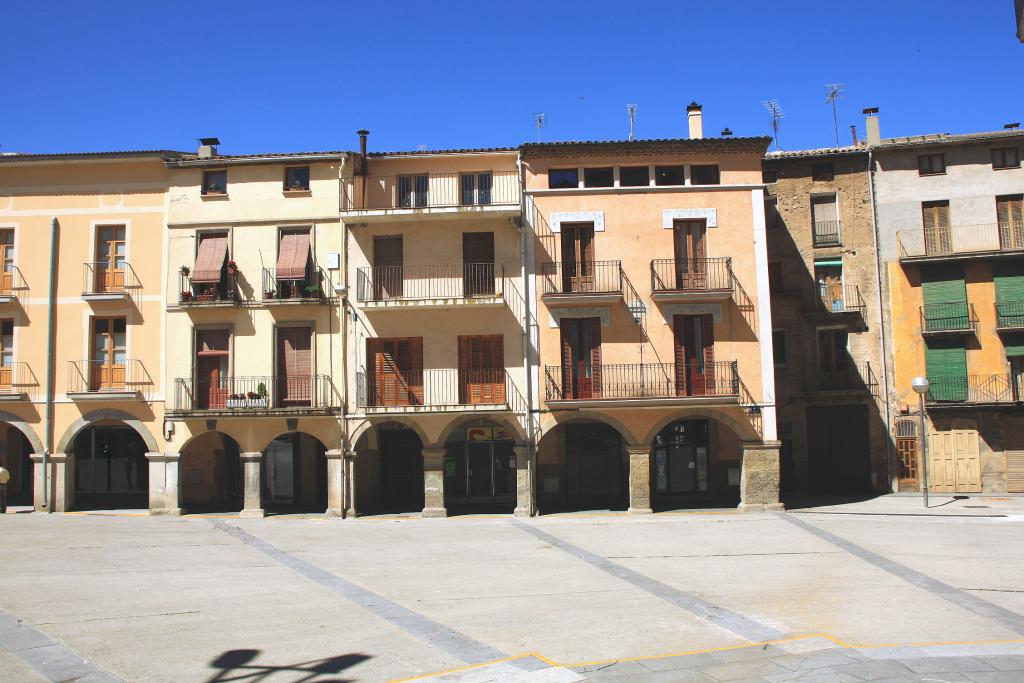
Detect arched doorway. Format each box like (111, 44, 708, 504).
(355, 421, 424, 513)
(181, 431, 243, 513)
(538, 420, 627, 513)
(72, 421, 149, 509)
(0, 423, 33, 505)
(262, 432, 328, 513)
(443, 418, 516, 513)
(650, 418, 742, 510)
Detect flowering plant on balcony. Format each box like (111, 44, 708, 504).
(179, 265, 190, 276)
(264, 289, 277, 299)
(226, 391, 269, 409)
(179, 290, 195, 302)
(226, 259, 238, 274)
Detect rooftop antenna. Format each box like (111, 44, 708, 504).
(626, 103, 637, 141)
(762, 99, 784, 151)
(417, 144, 427, 152)
(533, 112, 547, 142)
(824, 83, 847, 147)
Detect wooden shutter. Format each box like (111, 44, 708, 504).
(589, 317, 602, 397)
(922, 201, 951, 254)
(560, 322, 573, 398)
(1006, 416, 1024, 493)
(458, 335, 503, 404)
(392, 337, 423, 405)
(997, 196, 1024, 249)
(276, 232, 311, 280)
(192, 235, 228, 283)
(673, 315, 686, 395)
(701, 314, 715, 393)
(277, 327, 311, 406)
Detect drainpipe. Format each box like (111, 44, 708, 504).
(44, 217, 58, 512)
(517, 154, 538, 515)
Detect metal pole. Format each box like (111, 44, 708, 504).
(919, 392, 929, 508)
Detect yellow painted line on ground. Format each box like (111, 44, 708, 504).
(384, 653, 539, 683)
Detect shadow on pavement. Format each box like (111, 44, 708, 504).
(205, 648, 371, 682)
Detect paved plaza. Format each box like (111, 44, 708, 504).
(3, 496, 1024, 682)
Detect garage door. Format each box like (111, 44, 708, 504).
(1005, 416, 1024, 493)
(928, 419, 981, 493)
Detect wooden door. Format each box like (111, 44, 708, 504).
(997, 195, 1024, 249)
(458, 335, 504, 404)
(674, 315, 714, 396)
(0, 230, 13, 295)
(195, 329, 229, 409)
(922, 201, 951, 255)
(367, 337, 423, 406)
(95, 226, 126, 292)
(560, 223, 595, 292)
(277, 326, 312, 407)
(560, 318, 601, 399)
(815, 266, 844, 311)
(928, 419, 981, 493)
(462, 232, 495, 297)
(91, 317, 126, 390)
(373, 236, 403, 299)
(817, 328, 850, 389)
(1005, 416, 1024, 493)
(673, 220, 706, 290)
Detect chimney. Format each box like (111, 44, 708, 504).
(863, 108, 880, 145)
(687, 102, 703, 139)
(356, 129, 369, 175)
(850, 125, 859, 146)
(197, 137, 220, 158)
(720, 127, 732, 137)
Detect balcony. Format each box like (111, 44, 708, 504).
(920, 302, 978, 336)
(996, 300, 1024, 331)
(341, 171, 521, 222)
(262, 265, 331, 305)
(897, 222, 1024, 261)
(544, 361, 741, 406)
(812, 220, 841, 247)
(178, 269, 239, 307)
(541, 261, 623, 306)
(0, 266, 27, 305)
(82, 262, 140, 301)
(67, 359, 153, 400)
(356, 368, 526, 415)
(169, 375, 339, 417)
(0, 362, 37, 401)
(650, 258, 734, 303)
(356, 263, 506, 310)
(802, 361, 879, 397)
(802, 284, 867, 317)
(926, 374, 1021, 406)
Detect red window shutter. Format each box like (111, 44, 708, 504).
(278, 327, 311, 405)
(192, 235, 228, 283)
(560, 322, 573, 398)
(673, 315, 686, 395)
(702, 314, 716, 392)
(589, 317, 602, 397)
(366, 338, 384, 405)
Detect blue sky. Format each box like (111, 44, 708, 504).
(2, 1, 1021, 155)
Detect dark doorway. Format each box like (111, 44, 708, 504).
(806, 404, 872, 494)
(263, 432, 327, 513)
(462, 232, 495, 297)
(0, 425, 33, 505)
(73, 425, 148, 509)
(379, 428, 424, 512)
(563, 422, 625, 511)
(373, 235, 403, 299)
(181, 431, 242, 513)
(444, 420, 516, 511)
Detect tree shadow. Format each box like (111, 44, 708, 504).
(205, 649, 371, 682)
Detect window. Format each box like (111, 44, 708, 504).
(918, 153, 946, 176)
(0, 230, 13, 295)
(398, 174, 428, 207)
(460, 172, 493, 205)
(690, 165, 720, 185)
(202, 170, 227, 195)
(548, 168, 579, 189)
(997, 195, 1024, 249)
(655, 165, 685, 186)
(993, 147, 1020, 170)
(91, 317, 127, 390)
(768, 260, 783, 290)
(922, 200, 952, 254)
(811, 163, 834, 182)
(284, 166, 310, 191)
(94, 225, 127, 292)
(583, 167, 614, 188)
(619, 166, 650, 187)
(762, 167, 778, 184)
(0, 318, 12, 391)
(817, 328, 850, 382)
(772, 329, 786, 368)
(274, 228, 313, 298)
(811, 196, 840, 246)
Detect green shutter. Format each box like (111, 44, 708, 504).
(921, 264, 967, 331)
(1004, 334, 1024, 357)
(925, 339, 967, 401)
(995, 261, 1024, 328)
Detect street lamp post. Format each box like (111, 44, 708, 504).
(912, 376, 930, 508)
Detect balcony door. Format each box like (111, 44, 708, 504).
(277, 326, 312, 407)
(560, 318, 601, 399)
(560, 223, 594, 293)
(367, 337, 423, 406)
(814, 262, 844, 311)
(0, 230, 13, 295)
(373, 235, 403, 299)
(998, 195, 1024, 249)
(0, 319, 12, 391)
(195, 329, 229, 409)
(817, 328, 850, 390)
(398, 174, 428, 208)
(673, 220, 706, 290)
(458, 335, 504, 405)
(94, 226, 126, 293)
(91, 317, 126, 391)
(673, 314, 714, 396)
(462, 232, 494, 297)
(922, 201, 951, 255)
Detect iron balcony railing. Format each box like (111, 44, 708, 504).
(544, 361, 740, 401)
(343, 171, 521, 211)
(262, 265, 329, 303)
(920, 301, 978, 334)
(802, 361, 879, 396)
(802, 284, 867, 315)
(650, 257, 734, 294)
(541, 260, 623, 296)
(82, 261, 141, 295)
(0, 265, 27, 298)
(996, 300, 1024, 329)
(67, 359, 153, 398)
(812, 220, 841, 247)
(0, 361, 37, 398)
(356, 263, 505, 302)
(171, 375, 338, 414)
(179, 269, 239, 305)
(926, 374, 1021, 404)
(356, 368, 526, 412)
(897, 222, 1024, 258)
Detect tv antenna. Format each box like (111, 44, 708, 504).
(762, 99, 784, 151)
(626, 103, 637, 141)
(533, 112, 547, 142)
(824, 83, 847, 146)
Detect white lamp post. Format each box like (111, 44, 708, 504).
(911, 376, 930, 508)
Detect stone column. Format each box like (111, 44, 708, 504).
(626, 445, 653, 514)
(738, 441, 785, 512)
(421, 447, 447, 518)
(145, 452, 182, 516)
(239, 452, 265, 518)
(513, 445, 535, 517)
(31, 452, 72, 512)
(324, 449, 344, 518)
(343, 450, 358, 517)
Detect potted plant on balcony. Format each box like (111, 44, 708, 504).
(226, 259, 239, 275)
(304, 284, 322, 299)
(247, 385, 269, 408)
(179, 265, 190, 277)
(179, 290, 195, 302)
(264, 288, 277, 300)
(226, 392, 245, 408)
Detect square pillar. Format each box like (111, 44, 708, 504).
(325, 449, 344, 518)
(343, 450, 358, 517)
(421, 447, 447, 518)
(626, 445, 653, 514)
(239, 452, 265, 518)
(31, 453, 72, 512)
(513, 445, 535, 517)
(738, 441, 785, 512)
(145, 452, 182, 515)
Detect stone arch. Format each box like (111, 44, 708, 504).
(639, 407, 760, 446)
(56, 409, 159, 454)
(0, 411, 43, 454)
(351, 417, 431, 449)
(251, 422, 341, 455)
(539, 410, 640, 446)
(436, 414, 527, 446)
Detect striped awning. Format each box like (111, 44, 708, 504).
(192, 236, 228, 283)
(276, 232, 310, 280)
